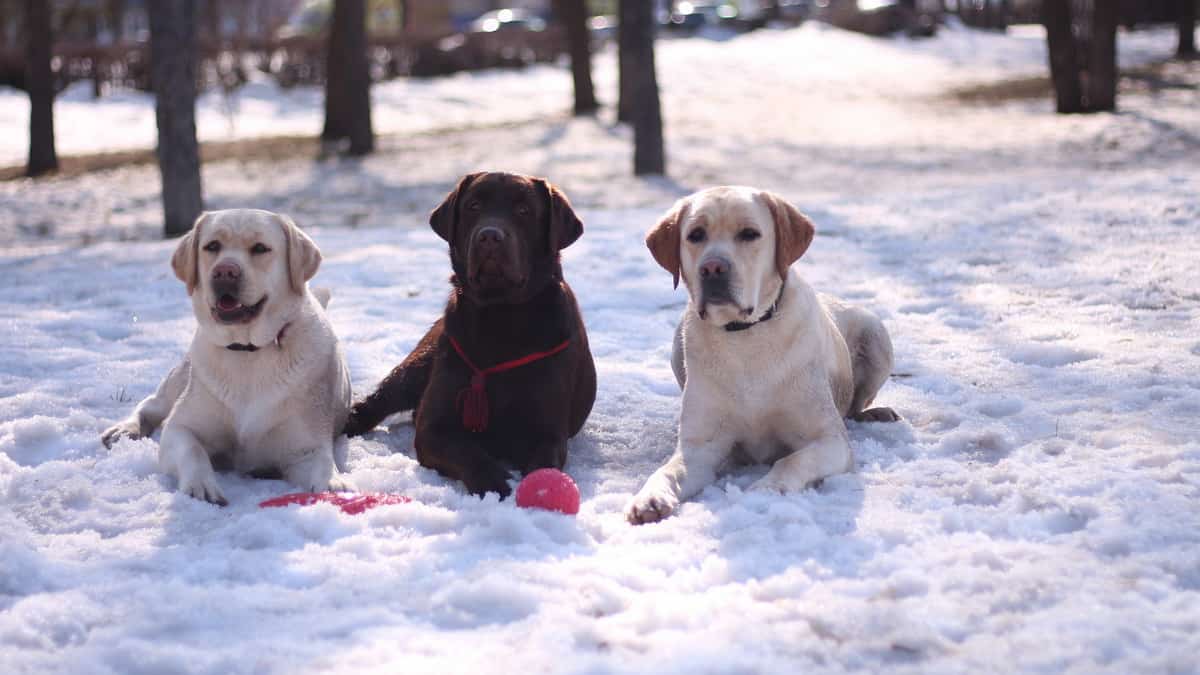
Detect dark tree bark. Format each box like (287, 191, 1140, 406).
(617, 0, 633, 122)
(1087, 0, 1119, 112)
(1044, 0, 1120, 114)
(25, 0, 58, 177)
(323, 0, 374, 155)
(109, 0, 126, 41)
(148, 0, 204, 237)
(558, 0, 598, 115)
(396, 0, 410, 29)
(622, 0, 664, 175)
(1179, 0, 1197, 58)
(1044, 0, 1084, 113)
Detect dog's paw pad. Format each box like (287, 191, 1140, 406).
(101, 422, 142, 449)
(625, 492, 678, 525)
(852, 407, 901, 423)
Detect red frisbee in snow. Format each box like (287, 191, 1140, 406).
(515, 469, 580, 515)
(258, 492, 411, 515)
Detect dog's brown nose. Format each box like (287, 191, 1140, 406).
(211, 261, 242, 281)
(475, 226, 506, 247)
(699, 258, 730, 279)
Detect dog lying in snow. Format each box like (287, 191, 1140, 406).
(627, 187, 898, 525)
(343, 172, 596, 498)
(101, 209, 352, 505)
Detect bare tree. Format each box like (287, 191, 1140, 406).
(396, 0, 410, 29)
(1043, 0, 1118, 114)
(558, 0, 598, 115)
(148, 0, 204, 237)
(322, 0, 374, 155)
(621, 0, 664, 175)
(25, 0, 58, 177)
(1088, 0, 1118, 112)
(108, 0, 126, 41)
(1179, 0, 1197, 58)
(617, 0, 633, 122)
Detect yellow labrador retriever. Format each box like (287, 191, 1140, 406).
(627, 187, 897, 525)
(102, 209, 352, 505)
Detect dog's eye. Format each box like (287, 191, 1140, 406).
(515, 204, 530, 216)
(686, 228, 706, 244)
(465, 200, 482, 211)
(250, 243, 270, 255)
(203, 241, 221, 253)
(736, 228, 761, 242)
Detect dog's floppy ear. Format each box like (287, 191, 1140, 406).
(430, 172, 485, 243)
(536, 178, 583, 252)
(759, 191, 815, 282)
(646, 199, 688, 289)
(279, 214, 322, 295)
(171, 212, 208, 295)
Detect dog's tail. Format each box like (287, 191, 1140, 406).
(342, 320, 441, 437)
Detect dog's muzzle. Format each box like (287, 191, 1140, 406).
(697, 255, 741, 319)
(468, 223, 524, 290)
(209, 260, 266, 324)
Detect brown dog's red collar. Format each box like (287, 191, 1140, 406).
(447, 335, 571, 432)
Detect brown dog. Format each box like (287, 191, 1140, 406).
(343, 172, 597, 497)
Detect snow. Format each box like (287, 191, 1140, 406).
(3, 21, 1200, 675)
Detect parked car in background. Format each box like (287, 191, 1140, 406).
(775, 0, 816, 24)
(468, 8, 547, 34)
(815, 0, 940, 37)
(660, 2, 740, 33)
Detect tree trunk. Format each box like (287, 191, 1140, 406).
(622, 0, 664, 175)
(323, 0, 374, 155)
(1044, 0, 1084, 113)
(1087, 0, 1119, 112)
(25, 0, 58, 177)
(558, 0, 598, 115)
(109, 0, 126, 41)
(148, 0, 204, 237)
(396, 0, 410, 29)
(617, 0, 633, 122)
(1179, 0, 1197, 58)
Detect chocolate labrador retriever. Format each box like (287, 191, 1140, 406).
(343, 172, 596, 497)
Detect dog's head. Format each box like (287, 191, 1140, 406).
(171, 209, 320, 347)
(430, 172, 583, 306)
(646, 187, 814, 326)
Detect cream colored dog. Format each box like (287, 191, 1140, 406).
(102, 209, 352, 505)
(626, 187, 897, 525)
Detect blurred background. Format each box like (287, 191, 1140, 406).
(0, 0, 1196, 240)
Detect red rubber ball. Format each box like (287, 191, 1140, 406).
(515, 468, 580, 515)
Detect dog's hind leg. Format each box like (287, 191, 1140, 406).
(846, 316, 899, 423)
(670, 319, 687, 390)
(101, 358, 191, 448)
(344, 319, 442, 436)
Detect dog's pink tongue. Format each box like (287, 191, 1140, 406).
(217, 296, 240, 311)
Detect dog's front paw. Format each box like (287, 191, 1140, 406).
(851, 407, 901, 423)
(177, 468, 227, 506)
(101, 419, 142, 449)
(625, 487, 679, 525)
(749, 472, 818, 495)
(284, 454, 344, 494)
(326, 473, 358, 493)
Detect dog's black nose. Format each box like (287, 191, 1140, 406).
(699, 258, 730, 279)
(475, 226, 506, 247)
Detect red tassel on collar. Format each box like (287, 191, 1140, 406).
(447, 335, 571, 433)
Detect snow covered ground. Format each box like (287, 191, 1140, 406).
(3, 21, 1199, 674)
